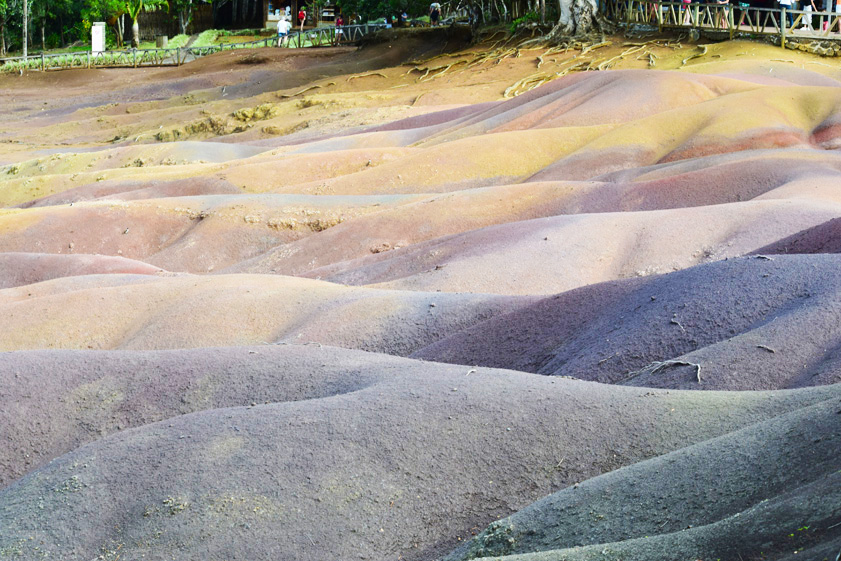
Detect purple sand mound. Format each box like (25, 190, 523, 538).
(753, 216, 841, 255)
(445, 394, 841, 561)
(0, 252, 163, 288)
(412, 254, 841, 390)
(17, 177, 242, 208)
(1, 344, 838, 561)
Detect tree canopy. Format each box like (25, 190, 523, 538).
(0, 0, 212, 54)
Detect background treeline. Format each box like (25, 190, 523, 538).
(0, 0, 269, 54)
(0, 0, 548, 55)
(334, 0, 548, 26)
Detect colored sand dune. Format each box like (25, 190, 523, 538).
(1, 30, 840, 561)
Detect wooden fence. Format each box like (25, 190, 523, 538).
(0, 23, 388, 73)
(606, 0, 841, 46)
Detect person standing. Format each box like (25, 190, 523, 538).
(833, 0, 841, 33)
(277, 17, 291, 46)
(779, 0, 793, 28)
(429, 2, 441, 25)
(298, 6, 307, 31)
(715, 0, 729, 28)
(801, 0, 816, 29)
(334, 14, 344, 45)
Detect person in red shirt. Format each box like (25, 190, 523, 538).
(334, 14, 344, 45)
(298, 7, 307, 31)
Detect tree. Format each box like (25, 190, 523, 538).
(21, 0, 26, 56)
(0, 0, 7, 56)
(553, 0, 610, 36)
(125, 0, 168, 48)
(88, 0, 129, 47)
(170, 0, 208, 35)
(30, 0, 49, 50)
(336, 0, 428, 23)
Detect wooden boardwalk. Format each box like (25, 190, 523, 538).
(606, 0, 841, 46)
(0, 23, 388, 73)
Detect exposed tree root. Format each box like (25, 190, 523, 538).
(596, 44, 647, 70)
(347, 72, 388, 81)
(503, 60, 588, 98)
(580, 40, 611, 55)
(407, 60, 468, 81)
(277, 83, 335, 98)
(680, 44, 710, 67)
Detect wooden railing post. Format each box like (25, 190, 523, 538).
(729, 4, 734, 38)
(693, 3, 699, 26)
(781, 7, 787, 47)
(657, 0, 663, 31)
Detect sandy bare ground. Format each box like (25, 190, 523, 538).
(1, 28, 840, 561)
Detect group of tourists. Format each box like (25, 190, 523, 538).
(274, 1, 448, 47)
(667, 0, 841, 31)
(274, 5, 346, 47)
(778, 0, 841, 29)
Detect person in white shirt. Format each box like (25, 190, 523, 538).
(277, 17, 291, 46)
(429, 2, 441, 25)
(779, 0, 793, 28)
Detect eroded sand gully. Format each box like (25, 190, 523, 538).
(1, 28, 840, 561)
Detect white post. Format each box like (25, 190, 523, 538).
(91, 22, 106, 54)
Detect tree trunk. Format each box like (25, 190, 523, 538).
(551, 0, 610, 36)
(539, 0, 546, 22)
(179, 0, 193, 35)
(22, 0, 28, 57)
(498, 0, 509, 21)
(112, 17, 122, 48)
(0, 19, 5, 57)
(232, 0, 239, 24)
(40, 19, 44, 51)
(132, 17, 140, 48)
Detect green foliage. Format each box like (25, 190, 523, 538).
(167, 32, 189, 46)
(189, 27, 219, 46)
(125, 0, 169, 21)
(336, 0, 427, 23)
(509, 10, 537, 32)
